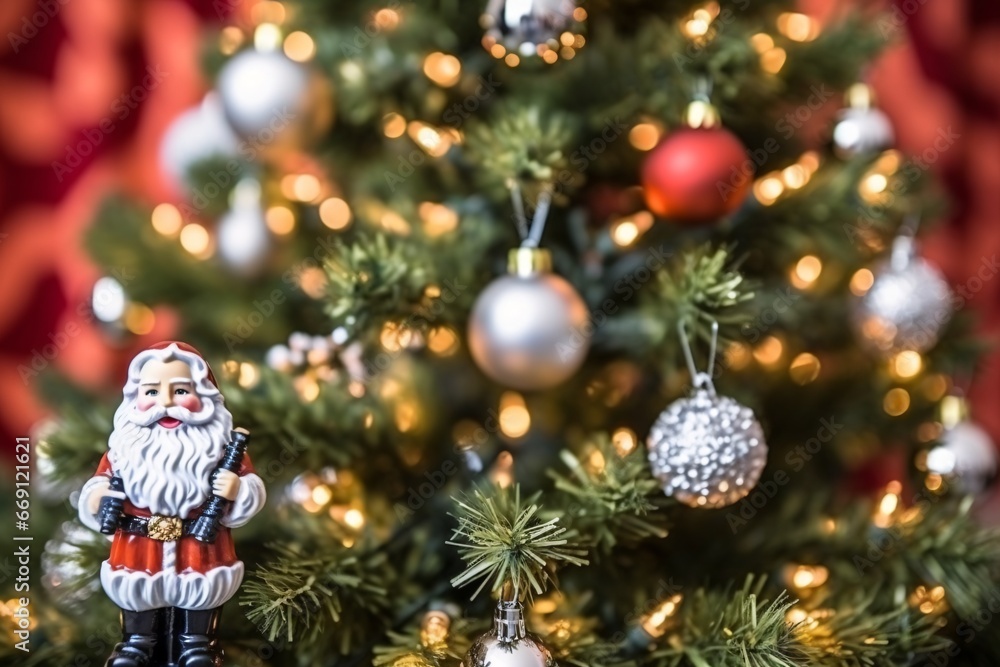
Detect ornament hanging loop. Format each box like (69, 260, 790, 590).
(891, 213, 921, 271)
(678, 319, 718, 395)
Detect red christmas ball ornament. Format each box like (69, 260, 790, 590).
(642, 102, 751, 223)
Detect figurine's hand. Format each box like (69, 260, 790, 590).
(213, 469, 241, 501)
(87, 479, 126, 515)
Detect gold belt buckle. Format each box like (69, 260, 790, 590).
(147, 515, 183, 541)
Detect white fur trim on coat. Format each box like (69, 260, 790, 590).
(101, 551, 245, 611)
(220, 472, 266, 528)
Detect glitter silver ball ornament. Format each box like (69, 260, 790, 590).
(832, 84, 894, 158)
(468, 248, 590, 391)
(481, 0, 582, 58)
(646, 387, 768, 508)
(217, 48, 321, 141)
(851, 235, 952, 356)
(462, 601, 554, 667)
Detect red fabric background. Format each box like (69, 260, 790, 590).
(0, 0, 998, 462)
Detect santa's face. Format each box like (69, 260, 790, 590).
(136, 359, 203, 428)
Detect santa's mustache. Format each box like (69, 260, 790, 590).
(130, 401, 215, 427)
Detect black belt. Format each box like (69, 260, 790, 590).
(119, 514, 196, 541)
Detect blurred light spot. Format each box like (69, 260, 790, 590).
(423, 52, 462, 87)
(850, 268, 874, 296)
(499, 392, 530, 438)
(124, 304, 155, 335)
(383, 112, 406, 138)
(612, 428, 637, 456)
(629, 123, 661, 151)
(319, 197, 352, 229)
(789, 353, 821, 385)
(180, 224, 211, 257)
(892, 351, 922, 379)
(284, 31, 316, 62)
(266, 206, 295, 235)
(93, 277, 126, 323)
(754, 336, 784, 366)
(791, 255, 823, 289)
(151, 203, 183, 236)
(884, 388, 910, 416)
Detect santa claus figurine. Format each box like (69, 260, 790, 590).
(79, 341, 266, 667)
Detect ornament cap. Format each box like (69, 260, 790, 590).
(846, 83, 875, 110)
(508, 247, 552, 277)
(940, 395, 969, 430)
(684, 100, 719, 129)
(494, 600, 528, 642)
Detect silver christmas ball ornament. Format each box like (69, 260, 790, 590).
(851, 234, 952, 356)
(647, 384, 768, 509)
(462, 601, 554, 667)
(468, 248, 590, 391)
(925, 396, 998, 496)
(217, 47, 331, 146)
(833, 84, 894, 158)
(159, 95, 239, 194)
(481, 0, 583, 58)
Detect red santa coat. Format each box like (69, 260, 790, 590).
(79, 452, 266, 612)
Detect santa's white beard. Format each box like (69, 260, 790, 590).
(108, 398, 234, 518)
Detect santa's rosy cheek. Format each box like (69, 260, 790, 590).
(136, 395, 156, 411)
(174, 395, 202, 412)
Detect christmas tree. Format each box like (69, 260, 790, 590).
(9, 1, 1000, 666)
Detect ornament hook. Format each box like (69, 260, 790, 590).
(678, 318, 718, 394)
(508, 181, 553, 248)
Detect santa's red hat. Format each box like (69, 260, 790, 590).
(145, 340, 218, 387)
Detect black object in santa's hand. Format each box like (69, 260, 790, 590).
(190, 428, 250, 543)
(98, 476, 126, 534)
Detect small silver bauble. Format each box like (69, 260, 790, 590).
(159, 95, 239, 193)
(647, 383, 768, 509)
(833, 84, 894, 158)
(481, 0, 581, 57)
(468, 248, 590, 391)
(462, 601, 554, 667)
(925, 396, 998, 496)
(217, 48, 311, 138)
(217, 179, 270, 271)
(851, 235, 952, 356)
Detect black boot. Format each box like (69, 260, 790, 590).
(175, 607, 224, 667)
(106, 609, 163, 667)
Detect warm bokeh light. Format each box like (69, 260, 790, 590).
(849, 268, 874, 296)
(291, 174, 322, 202)
(423, 52, 462, 87)
(179, 223, 211, 257)
(284, 31, 316, 62)
(266, 205, 296, 235)
(251, 1, 286, 25)
(219, 26, 245, 55)
(254, 23, 283, 52)
(383, 112, 407, 138)
(238, 362, 260, 389)
(319, 197, 352, 230)
(777, 13, 820, 42)
(788, 564, 829, 590)
(612, 428, 637, 456)
(789, 353, 821, 385)
(629, 123, 662, 151)
(726, 342, 752, 371)
(419, 202, 459, 236)
(151, 203, 182, 236)
(124, 304, 155, 335)
(753, 176, 784, 205)
(751, 33, 775, 53)
(375, 8, 401, 29)
(427, 327, 459, 356)
(884, 388, 910, 416)
(761, 47, 787, 74)
(892, 351, 923, 379)
(791, 255, 823, 289)
(505, 53, 521, 67)
(641, 594, 683, 638)
(754, 336, 784, 366)
(499, 392, 530, 438)
(298, 266, 327, 299)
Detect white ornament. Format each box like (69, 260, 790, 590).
(217, 48, 310, 139)
(833, 84, 894, 158)
(159, 95, 239, 193)
(217, 179, 270, 271)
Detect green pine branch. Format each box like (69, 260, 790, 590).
(448, 484, 589, 600)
